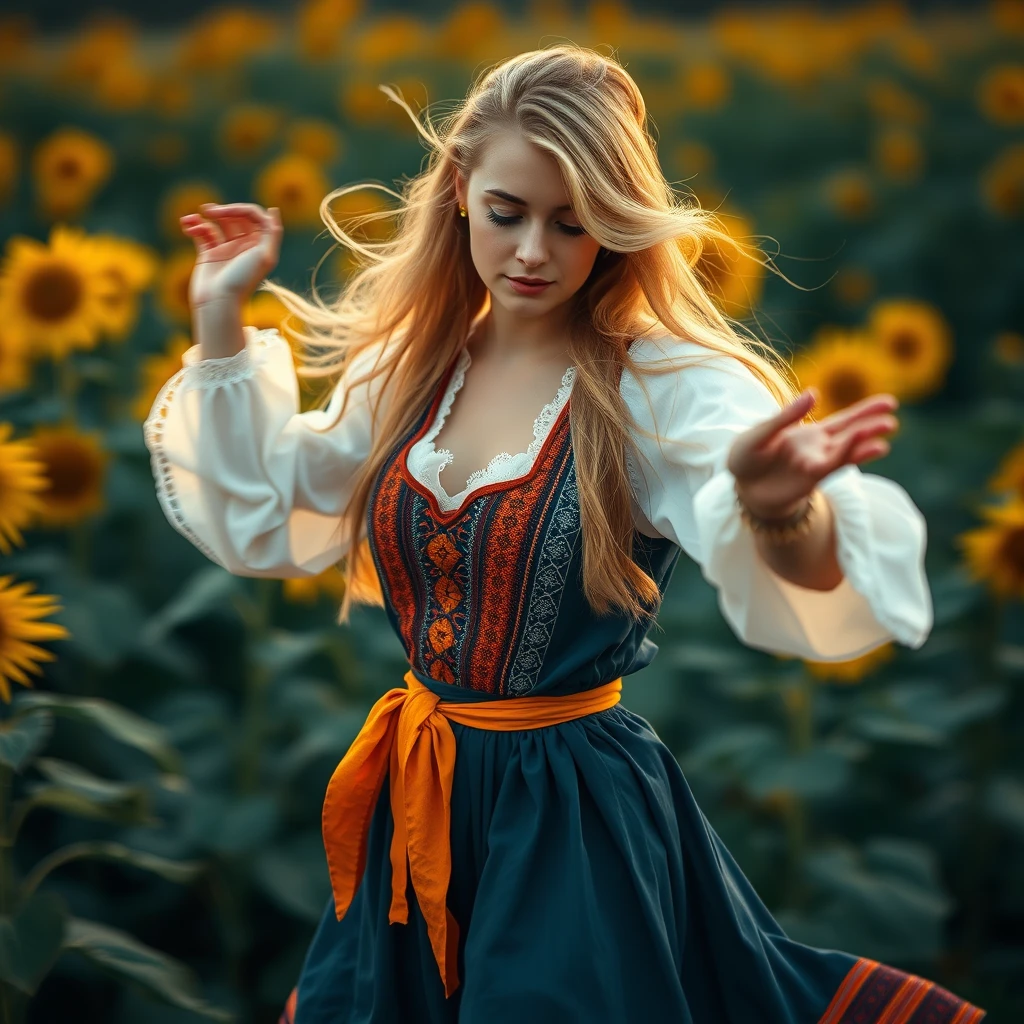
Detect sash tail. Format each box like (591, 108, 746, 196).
(277, 986, 297, 1023)
(320, 669, 623, 999)
(817, 958, 987, 1024)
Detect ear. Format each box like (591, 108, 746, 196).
(453, 171, 466, 208)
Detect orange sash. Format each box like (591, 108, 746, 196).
(321, 669, 623, 997)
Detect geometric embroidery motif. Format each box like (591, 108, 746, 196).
(507, 463, 581, 695)
(817, 957, 986, 1024)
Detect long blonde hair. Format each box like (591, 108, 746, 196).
(260, 43, 802, 627)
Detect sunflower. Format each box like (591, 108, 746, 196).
(145, 133, 189, 169)
(0, 328, 32, 394)
(286, 119, 344, 166)
(0, 423, 48, 554)
(866, 298, 953, 402)
(26, 425, 109, 527)
(150, 75, 193, 119)
(218, 105, 283, 162)
(981, 143, 1024, 218)
(53, 16, 135, 92)
(992, 0, 1024, 34)
(994, 330, 1024, 365)
(90, 235, 159, 342)
(987, 443, 1024, 500)
(433, 3, 506, 61)
(93, 57, 152, 112)
(31, 127, 114, 220)
(831, 266, 876, 308)
(958, 498, 1024, 599)
(978, 64, 1024, 127)
(791, 328, 896, 418)
(339, 78, 423, 132)
(254, 154, 329, 228)
(0, 132, 19, 207)
(282, 567, 348, 605)
(873, 127, 924, 182)
(175, 8, 278, 71)
(0, 226, 118, 359)
(131, 333, 191, 422)
(349, 15, 431, 64)
(679, 61, 732, 111)
(297, 0, 362, 62)
(671, 140, 715, 179)
(243, 292, 292, 334)
(158, 181, 223, 241)
(864, 77, 928, 125)
(692, 209, 766, 320)
(804, 641, 895, 683)
(157, 249, 196, 326)
(823, 168, 875, 220)
(0, 574, 71, 703)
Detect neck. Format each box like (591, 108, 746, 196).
(471, 301, 573, 365)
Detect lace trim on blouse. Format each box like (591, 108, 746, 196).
(406, 347, 577, 513)
(142, 326, 280, 568)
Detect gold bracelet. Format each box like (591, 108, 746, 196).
(735, 485, 817, 545)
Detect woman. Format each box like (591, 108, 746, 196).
(145, 44, 985, 1024)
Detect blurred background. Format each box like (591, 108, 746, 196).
(0, 1, 1021, 1021)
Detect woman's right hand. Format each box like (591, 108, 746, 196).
(179, 203, 283, 310)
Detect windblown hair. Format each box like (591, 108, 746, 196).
(260, 42, 803, 627)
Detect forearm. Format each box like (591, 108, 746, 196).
(750, 490, 845, 591)
(194, 298, 246, 360)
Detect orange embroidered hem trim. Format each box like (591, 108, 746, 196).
(817, 957, 986, 1024)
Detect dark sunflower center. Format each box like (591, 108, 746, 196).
(1002, 527, 1024, 574)
(55, 157, 82, 180)
(43, 447, 94, 500)
(24, 264, 83, 322)
(889, 330, 920, 361)
(825, 369, 869, 409)
(280, 183, 303, 202)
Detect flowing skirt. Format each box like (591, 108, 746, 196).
(279, 705, 985, 1023)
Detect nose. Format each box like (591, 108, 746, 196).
(515, 220, 549, 269)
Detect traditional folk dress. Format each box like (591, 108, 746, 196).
(144, 326, 986, 1024)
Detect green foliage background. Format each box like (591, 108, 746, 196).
(0, 3, 1022, 1022)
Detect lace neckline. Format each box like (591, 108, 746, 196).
(409, 346, 576, 512)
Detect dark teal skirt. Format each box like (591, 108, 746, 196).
(279, 703, 985, 1023)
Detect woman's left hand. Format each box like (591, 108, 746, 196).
(727, 389, 900, 519)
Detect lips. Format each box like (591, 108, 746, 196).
(508, 276, 552, 285)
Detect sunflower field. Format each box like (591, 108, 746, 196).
(0, 1, 1022, 1021)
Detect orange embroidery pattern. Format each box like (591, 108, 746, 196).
(368, 357, 577, 695)
(818, 957, 986, 1024)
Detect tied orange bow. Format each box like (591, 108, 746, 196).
(321, 670, 623, 997)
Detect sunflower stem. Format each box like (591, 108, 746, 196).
(237, 579, 276, 794)
(962, 595, 1006, 971)
(56, 357, 78, 425)
(783, 672, 814, 908)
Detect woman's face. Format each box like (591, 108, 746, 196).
(456, 132, 603, 318)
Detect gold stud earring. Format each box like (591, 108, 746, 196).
(459, 206, 467, 217)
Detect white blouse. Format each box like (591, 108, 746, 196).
(143, 326, 933, 662)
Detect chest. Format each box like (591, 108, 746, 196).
(425, 349, 576, 501)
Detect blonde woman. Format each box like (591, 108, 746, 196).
(145, 45, 984, 1024)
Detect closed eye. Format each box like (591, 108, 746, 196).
(486, 209, 587, 237)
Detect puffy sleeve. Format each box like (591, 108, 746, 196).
(143, 325, 388, 578)
(621, 336, 933, 661)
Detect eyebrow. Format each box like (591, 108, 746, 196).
(483, 188, 573, 212)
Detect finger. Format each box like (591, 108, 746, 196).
(180, 217, 221, 249)
(834, 414, 898, 463)
(849, 438, 890, 465)
(200, 202, 273, 228)
(742, 389, 817, 450)
(822, 393, 899, 433)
